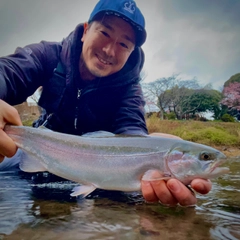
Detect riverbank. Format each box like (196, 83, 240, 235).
(146, 116, 240, 159)
(213, 146, 240, 159)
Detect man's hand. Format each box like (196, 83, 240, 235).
(0, 100, 22, 162)
(141, 177, 211, 206)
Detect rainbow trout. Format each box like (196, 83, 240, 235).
(4, 125, 229, 197)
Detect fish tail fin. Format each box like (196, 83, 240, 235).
(20, 151, 47, 172)
(70, 185, 96, 198)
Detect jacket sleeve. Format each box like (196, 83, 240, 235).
(113, 83, 148, 136)
(0, 41, 61, 105)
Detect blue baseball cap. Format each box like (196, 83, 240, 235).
(89, 0, 147, 47)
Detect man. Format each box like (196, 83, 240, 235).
(0, 0, 211, 206)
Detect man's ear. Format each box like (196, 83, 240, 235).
(83, 22, 89, 33)
(81, 22, 89, 42)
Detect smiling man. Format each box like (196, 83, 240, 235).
(0, 0, 211, 206)
(80, 15, 136, 79)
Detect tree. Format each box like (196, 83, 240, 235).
(185, 89, 222, 119)
(143, 75, 224, 120)
(221, 82, 240, 120)
(223, 73, 240, 87)
(143, 75, 203, 119)
(162, 79, 201, 119)
(164, 86, 195, 119)
(142, 75, 178, 119)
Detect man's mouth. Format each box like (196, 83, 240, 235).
(97, 55, 112, 65)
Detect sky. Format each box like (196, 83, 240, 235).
(0, 0, 239, 90)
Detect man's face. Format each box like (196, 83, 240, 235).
(80, 15, 136, 80)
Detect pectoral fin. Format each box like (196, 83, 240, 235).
(70, 185, 96, 198)
(19, 151, 47, 172)
(142, 170, 171, 181)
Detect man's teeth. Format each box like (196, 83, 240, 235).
(98, 57, 111, 65)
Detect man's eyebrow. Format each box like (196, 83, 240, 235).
(101, 21, 135, 44)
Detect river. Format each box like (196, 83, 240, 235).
(0, 157, 239, 240)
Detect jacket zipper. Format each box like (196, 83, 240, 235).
(74, 89, 82, 129)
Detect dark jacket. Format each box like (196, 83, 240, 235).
(0, 24, 148, 136)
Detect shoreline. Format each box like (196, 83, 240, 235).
(214, 146, 240, 159)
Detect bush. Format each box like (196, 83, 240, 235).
(184, 127, 238, 145)
(165, 112, 176, 120)
(221, 113, 235, 122)
(146, 118, 240, 146)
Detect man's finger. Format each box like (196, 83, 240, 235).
(191, 179, 212, 194)
(0, 100, 22, 128)
(0, 154, 4, 163)
(0, 129, 18, 157)
(150, 180, 178, 206)
(167, 179, 197, 206)
(141, 181, 159, 202)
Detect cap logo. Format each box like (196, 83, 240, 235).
(123, 1, 136, 14)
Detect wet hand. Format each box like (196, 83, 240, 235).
(0, 100, 22, 162)
(141, 176, 212, 206)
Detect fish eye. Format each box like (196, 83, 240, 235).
(199, 152, 214, 161)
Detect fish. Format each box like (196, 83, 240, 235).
(4, 125, 229, 197)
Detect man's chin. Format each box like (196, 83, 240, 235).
(89, 68, 110, 78)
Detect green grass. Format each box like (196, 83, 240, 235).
(146, 115, 240, 147)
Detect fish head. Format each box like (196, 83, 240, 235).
(165, 141, 229, 185)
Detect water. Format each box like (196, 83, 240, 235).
(0, 158, 239, 240)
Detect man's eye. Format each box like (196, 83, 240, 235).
(101, 31, 109, 37)
(120, 43, 128, 49)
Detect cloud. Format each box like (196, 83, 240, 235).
(141, 0, 240, 89)
(0, 0, 239, 90)
(0, 0, 98, 55)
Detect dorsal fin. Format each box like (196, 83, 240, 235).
(81, 131, 115, 138)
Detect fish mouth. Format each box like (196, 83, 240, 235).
(208, 158, 229, 175)
(209, 166, 230, 176)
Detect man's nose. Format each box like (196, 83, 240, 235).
(102, 41, 116, 57)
